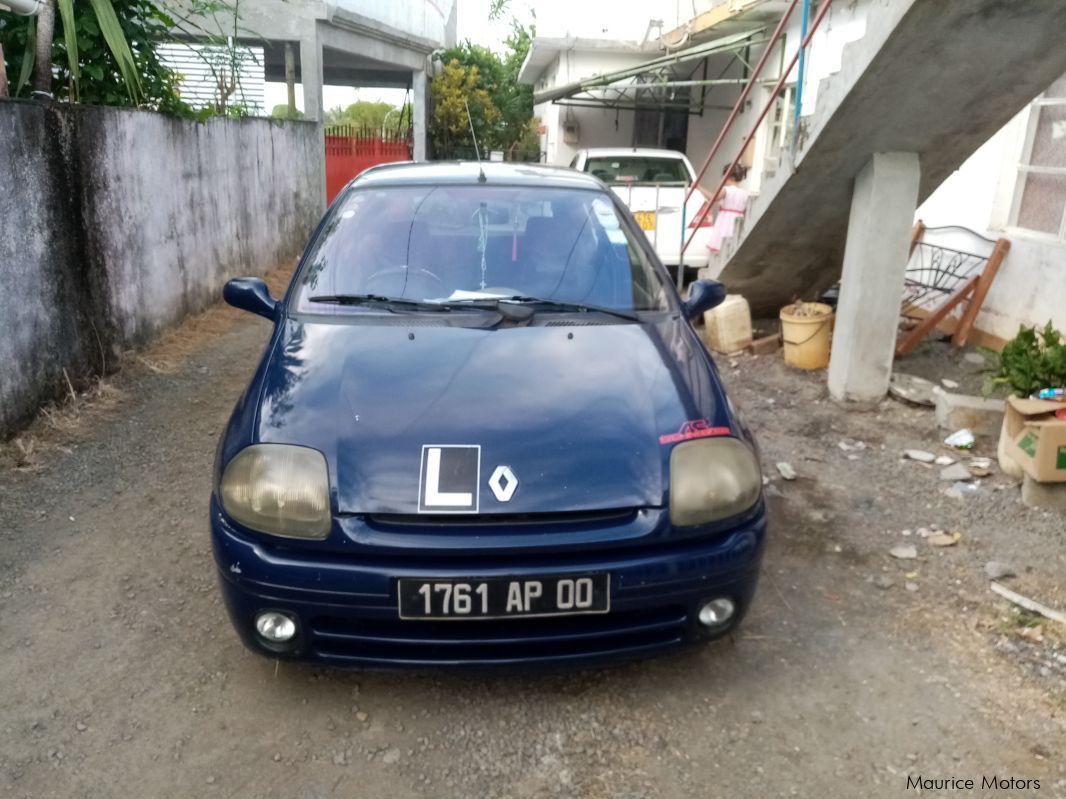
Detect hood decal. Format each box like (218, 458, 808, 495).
(659, 420, 731, 445)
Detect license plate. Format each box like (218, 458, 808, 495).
(397, 574, 610, 620)
(633, 210, 656, 230)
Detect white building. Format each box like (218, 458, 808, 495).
(916, 74, 1066, 344)
(518, 1, 862, 185)
(518, 0, 1065, 346)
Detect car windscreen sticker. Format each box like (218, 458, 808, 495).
(419, 445, 480, 513)
(659, 420, 731, 445)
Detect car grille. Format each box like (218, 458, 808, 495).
(308, 605, 689, 666)
(364, 508, 636, 528)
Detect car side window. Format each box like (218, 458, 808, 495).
(569, 155, 580, 169)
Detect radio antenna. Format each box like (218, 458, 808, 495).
(464, 98, 487, 183)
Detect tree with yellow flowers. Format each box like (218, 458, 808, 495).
(429, 58, 501, 159)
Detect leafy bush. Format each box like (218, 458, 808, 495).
(271, 104, 305, 121)
(982, 321, 1066, 397)
(429, 15, 534, 159)
(0, 0, 189, 112)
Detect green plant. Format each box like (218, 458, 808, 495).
(429, 8, 535, 159)
(1, 0, 190, 111)
(430, 58, 500, 157)
(271, 104, 304, 121)
(982, 321, 1066, 397)
(166, 1, 262, 117)
(324, 100, 398, 132)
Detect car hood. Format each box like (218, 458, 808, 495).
(253, 316, 732, 515)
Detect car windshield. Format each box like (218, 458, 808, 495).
(292, 184, 672, 315)
(584, 156, 691, 186)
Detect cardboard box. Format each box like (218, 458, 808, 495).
(1004, 396, 1066, 483)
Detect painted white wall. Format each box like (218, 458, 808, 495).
(533, 50, 651, 164)
(917, 108, 1066, 341)
(535, 50, 653, 93)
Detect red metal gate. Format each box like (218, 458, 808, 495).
(325, 126, 411, 204)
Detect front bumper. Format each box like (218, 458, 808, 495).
(210, 500, 767, 669)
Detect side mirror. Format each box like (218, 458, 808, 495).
(682, 279, 727, 319)
(224, 277, 277, 319)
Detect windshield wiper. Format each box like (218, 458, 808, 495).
(310, 293, 640, 322)
(309, 293, 425, 307)
(496, 295, 640, 322)
(308, 294, 478, 313)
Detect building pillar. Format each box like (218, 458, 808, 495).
(284, 42, 297, 116)
(827, 152, 920, 403)
(299, 34, 323, 121)
(412, 68, 428, 161)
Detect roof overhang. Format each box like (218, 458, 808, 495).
(518, 36, 659, 86)
(531, 28, 765, 108)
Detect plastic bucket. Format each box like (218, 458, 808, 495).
(779, 302, 834, 369)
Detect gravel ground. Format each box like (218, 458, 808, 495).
(0, 308, 1063, 798)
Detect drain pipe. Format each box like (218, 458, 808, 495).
(790, 0, 812, 160)
(0, 0, 46, 14)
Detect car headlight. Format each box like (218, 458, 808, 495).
(220, 444, 331, 539)
(669, 438, 762, 526)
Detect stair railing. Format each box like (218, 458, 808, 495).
(679, 0, 835, 267)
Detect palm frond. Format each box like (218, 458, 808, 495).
(88, 0, 143, 103)
(16, 15, 36, 96)
(57, 0, 80, 101)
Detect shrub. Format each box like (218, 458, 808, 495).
(982, 321, 1066, 397)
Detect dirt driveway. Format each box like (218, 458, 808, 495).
(0, 305, 1063, 799)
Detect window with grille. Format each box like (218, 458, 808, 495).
(1010, 72, 1066, 239)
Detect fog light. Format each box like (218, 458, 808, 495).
(698, 598, 736, 627)
(255, 611, 297, 642)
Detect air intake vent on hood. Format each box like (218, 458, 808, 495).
(542, 319, 610, 327)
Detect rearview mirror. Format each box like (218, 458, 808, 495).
(224, 277, 277, 319)
(682, 279, 727, 320)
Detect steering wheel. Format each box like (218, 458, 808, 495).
(364, 265, 445, 297)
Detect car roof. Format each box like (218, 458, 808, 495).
(352, 161, 604, 190)
(578, 148, 689, 160)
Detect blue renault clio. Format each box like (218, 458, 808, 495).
(213, 162, 766, 668)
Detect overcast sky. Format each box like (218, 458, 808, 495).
(265, 0, 684, 112)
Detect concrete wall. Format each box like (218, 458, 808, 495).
(0, 100, 325, 437)
(333, 0, 456, 47)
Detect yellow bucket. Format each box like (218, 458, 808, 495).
(779, 302, 834, 369)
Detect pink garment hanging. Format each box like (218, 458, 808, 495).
(707, 185, 749, 253)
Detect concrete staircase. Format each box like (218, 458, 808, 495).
(699, 0, 1066, 316)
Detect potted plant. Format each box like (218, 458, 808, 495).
(983, 321, 1066, 477)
